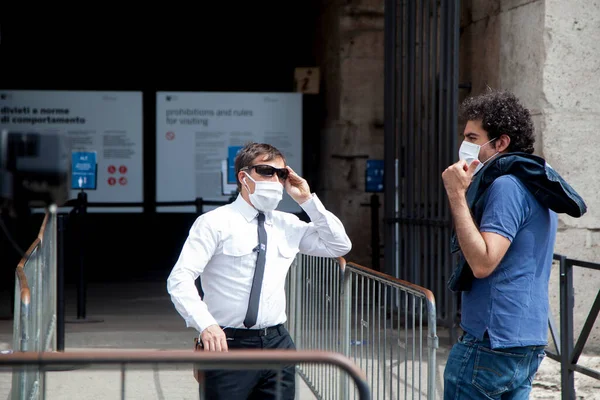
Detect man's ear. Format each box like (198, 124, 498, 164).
(496, 134, 511, 152)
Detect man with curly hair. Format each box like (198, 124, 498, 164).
(441, 89, 586, 399)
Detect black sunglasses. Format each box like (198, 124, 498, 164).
(242, 164, 289, 180)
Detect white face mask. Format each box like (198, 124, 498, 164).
(242, 172, 283, 212)
(458, 138, 498, 175)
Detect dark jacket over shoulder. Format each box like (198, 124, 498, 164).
(448, 152, 587, 292)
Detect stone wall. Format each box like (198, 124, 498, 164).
(316, 0, 386, 268)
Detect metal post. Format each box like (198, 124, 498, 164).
(195, 197, 204, 215)
(293, 255, 303, 350)
(57, 214, 65, 351)
(383, 0, 396, 279)
(559, 256, 575, 400)
(370, 194, 380, 271)
(77, 191, 87, 320)
(66, 192, 103, 324)
(427, 298, 439, 400)
(340, 266, 351, 400)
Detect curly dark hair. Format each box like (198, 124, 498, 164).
(459, 89, 535, 154)
(234, 142, 286, 191)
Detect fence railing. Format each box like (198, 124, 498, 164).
(546, 253, 600, 400)
(10, 205, 58, 400)
(287, 254, 438, 399)
(0, 350, 372, 400)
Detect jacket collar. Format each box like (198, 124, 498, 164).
(451, 152, 587, 254)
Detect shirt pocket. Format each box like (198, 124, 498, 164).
(277, 241, 298, 260)
(222, 239, 257, 272)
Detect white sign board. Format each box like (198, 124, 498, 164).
(0, 90, 143, 212)
(156, 92, 303, 213)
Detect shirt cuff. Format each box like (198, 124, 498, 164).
(191, 313, 219, 334)
(300, 193, 326, 218)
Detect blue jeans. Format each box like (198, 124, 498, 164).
(443, 332, 546, 399)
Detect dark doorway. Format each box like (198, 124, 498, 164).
(1, 3, 323, 283)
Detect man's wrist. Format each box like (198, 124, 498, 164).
(447, 190, 466, 204)
(296, 193, 313, 205)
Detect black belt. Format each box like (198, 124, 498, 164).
(222, 324, 283, 338)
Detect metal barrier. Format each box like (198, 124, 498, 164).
(546, 253, 600, 400)
(287, 254, 438, 399)
(0, 350, 371, 400)
(10, 205, 58, 400)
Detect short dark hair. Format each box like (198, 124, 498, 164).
(459, 89, 535, 154)
(234, 142, 286, 191)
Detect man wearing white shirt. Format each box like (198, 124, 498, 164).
(167, 142, 352, 399)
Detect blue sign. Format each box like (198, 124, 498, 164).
(71, 151, 97, 190)
(365, 159, 384, 192)
(227, 146, 244, 184)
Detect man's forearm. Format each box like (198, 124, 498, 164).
(447, 193, 490, 276)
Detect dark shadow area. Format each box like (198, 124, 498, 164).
(0, 3, 325, 291)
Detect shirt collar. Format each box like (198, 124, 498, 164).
(231, 194, 274, 225)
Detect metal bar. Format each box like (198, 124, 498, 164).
(419, 297, 423, 397)
(567, 259, 600, 271)
(384, 0, 397, 279)
(341, 263, 351, 400)
(411, 295, 416, 399)
(396, 286, 401, 398)
(404, 291, 408, 399)
(383, 284, 388, 399)
(572, 289, 600, 363)
(56, 214, 65, 352)
(0, 350, 373, 400)
(120, 364, 126, 400)
(400, 0, 409, 284)
(559, 255, 575, 400)
(407, 0, 416, 287)
(571, 364, 600, 381)
(422, 0, 431, 295)
(427, 287, 438, 400)
(368, 276, 373, 394)
(416, 0, 425, 290)
(449, 0, 461, 347)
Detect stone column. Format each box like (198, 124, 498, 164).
(316, 0, 385, 268)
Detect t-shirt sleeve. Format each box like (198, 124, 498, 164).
(479, 175, 529, 242)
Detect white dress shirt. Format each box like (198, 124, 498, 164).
(166, 193, 352, 333)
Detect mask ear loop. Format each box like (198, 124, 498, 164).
(480, 138, 499, 164)
(242, 171, 254, 194)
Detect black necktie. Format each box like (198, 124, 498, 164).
(244, 212, 267, 328)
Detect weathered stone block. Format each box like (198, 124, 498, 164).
(543, 0, 600, 111)
(499, 0, 544, 110)
(340, 29, 384, 60)
(459, 13, 501, 95)
(342, 0, 384, 14)
(470, 0, 501, 23)
(339, 57, 384, 122)
(500, 0, 540, 12)
(321, 188, 375, 267)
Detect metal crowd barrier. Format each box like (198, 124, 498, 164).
(286, 254, 438, 399)
(0, 350, 371, 400)
(11, 205, 58, 400)
(546, 253, 600, 400)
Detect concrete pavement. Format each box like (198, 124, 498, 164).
(1, 281, 599, 399)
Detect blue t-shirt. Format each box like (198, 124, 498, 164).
(461, 175, 558, 349)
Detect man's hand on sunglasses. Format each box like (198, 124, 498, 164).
(284, 166, 312, 204)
